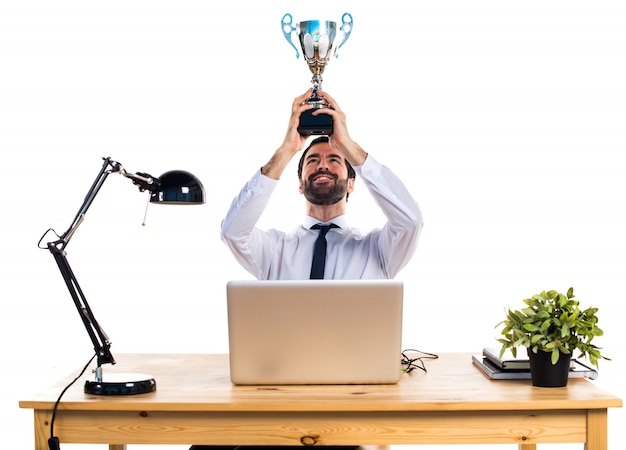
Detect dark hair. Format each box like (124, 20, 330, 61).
(297, 136, 356, 180)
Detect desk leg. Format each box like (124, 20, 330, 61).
(33, 410, 50, 450)
(109, 446, 126, 450)
(585, 409, 608, 450)
(518, 445, 536, 450)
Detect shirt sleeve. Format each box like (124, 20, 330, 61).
(355, 155, 424, 278)
(220, 169, 281, 279)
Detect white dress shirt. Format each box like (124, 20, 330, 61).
(220, 155, 423, 280)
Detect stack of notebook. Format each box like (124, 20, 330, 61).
(472, 347, 598, 380)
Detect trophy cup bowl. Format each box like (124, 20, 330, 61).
(282, 12, 353, 135)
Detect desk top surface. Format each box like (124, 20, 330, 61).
(20, 353, 622, 413)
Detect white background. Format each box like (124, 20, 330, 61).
(1, 1, 624, 449)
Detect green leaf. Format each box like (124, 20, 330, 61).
(551, 349, 560, 365)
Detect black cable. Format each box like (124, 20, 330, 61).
(48, 354, 96, 450)
(401, 349, 439, 373)
(37, 228, 60, 250)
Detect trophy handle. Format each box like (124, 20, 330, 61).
(336, 12, 353, 56)
(281, 13, 300, 59)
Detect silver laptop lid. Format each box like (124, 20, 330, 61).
(226, 279, 403, 385)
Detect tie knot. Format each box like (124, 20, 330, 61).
(311, 223, 339, 236)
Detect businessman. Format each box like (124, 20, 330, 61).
(220, 89, 423, 280)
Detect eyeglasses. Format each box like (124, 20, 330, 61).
(401, 349, 439, 374)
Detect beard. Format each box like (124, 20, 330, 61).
(302, 171, 349, 205)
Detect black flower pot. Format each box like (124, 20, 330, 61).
(527, 349, 571, 387)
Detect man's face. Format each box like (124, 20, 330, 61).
(299, 143, 354, 205)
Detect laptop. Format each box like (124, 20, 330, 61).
(226, 279, 403, 385)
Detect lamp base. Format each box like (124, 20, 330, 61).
(84, 372, 156, 395)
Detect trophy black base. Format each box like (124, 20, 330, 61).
(84, 373, 157, 395)
(298, 108, 333, 136)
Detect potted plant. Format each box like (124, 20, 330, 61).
(496, 287, 608, 387)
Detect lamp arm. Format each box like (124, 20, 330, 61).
(45, 157, 128, 374)
(53, 157, 158, 249)
(47, 243, 115, 370)
(56, 157, 121, 250)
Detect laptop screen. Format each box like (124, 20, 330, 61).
(226, 279, 403, 385)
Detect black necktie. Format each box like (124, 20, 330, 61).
(310, 223, 339, 279)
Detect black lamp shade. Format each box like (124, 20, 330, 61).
(151, 170, 205, 204)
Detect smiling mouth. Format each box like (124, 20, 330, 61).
(311, 172, 336, 184)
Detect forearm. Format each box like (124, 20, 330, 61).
(335, 139, 368, 167)
(261, 145, 296, 180)
(261, 91, 313, 180)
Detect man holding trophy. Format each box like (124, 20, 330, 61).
(220, 87, 423, 281)
(219, 13, 423, 281)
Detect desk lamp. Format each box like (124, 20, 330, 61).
(39, 157, 205, 395)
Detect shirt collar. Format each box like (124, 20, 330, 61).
(303, 214, 348, 229)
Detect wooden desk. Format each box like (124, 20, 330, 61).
(20, 353, 622, 450)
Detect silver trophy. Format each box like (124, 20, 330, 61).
(282, 12, 353, 135)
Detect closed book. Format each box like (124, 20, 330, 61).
(472, 354, 598, 380)
(483, 347, 531, 370)
(483, 347, 579, 370)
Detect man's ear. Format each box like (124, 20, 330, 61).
(298, 179, 304, 195)
(347, 177, 355, 194)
